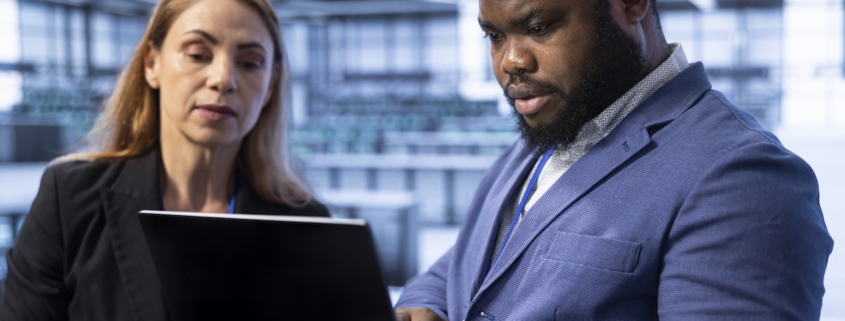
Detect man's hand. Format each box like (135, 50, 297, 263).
(395, 307, 447, 321)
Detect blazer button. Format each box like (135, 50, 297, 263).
(479, 311, 495, 320)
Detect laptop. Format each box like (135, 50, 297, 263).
(138, 210, 398, 321)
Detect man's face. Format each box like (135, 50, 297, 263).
(479, 0, 646, 153)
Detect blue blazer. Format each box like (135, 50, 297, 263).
(396, 63, 834, 321)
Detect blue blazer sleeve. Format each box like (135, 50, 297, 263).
(2, 166, 70, 321)
(395, 247, 453, 318)
(658, 141, 833, 320)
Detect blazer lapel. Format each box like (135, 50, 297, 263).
(101, 149, 170, 321)
(467, 142, 538, 297)
(474, 63, 713, 299)
(476, 123, 652, 298)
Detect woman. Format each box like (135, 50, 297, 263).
(0, 0, 329, 319)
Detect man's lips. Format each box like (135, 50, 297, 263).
(514, 95, 552, 116)
(507, 85, 552, 116)
(195, 105, 236, 121)
(507, 84, 549, 99)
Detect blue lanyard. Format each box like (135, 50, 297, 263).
(227, 181, 237, 214)
(160, 177, 237, 214)
(486, 145, 556, 279)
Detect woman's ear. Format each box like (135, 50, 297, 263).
(144, 42, 162, 89)
(262, 64, 282, 107)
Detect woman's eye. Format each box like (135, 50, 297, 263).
(241, 61, 262, 70)
(239, 58, 265, 70)
(187, 53, 209, 62)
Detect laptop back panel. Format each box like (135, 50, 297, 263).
(139, 211, 396, 321)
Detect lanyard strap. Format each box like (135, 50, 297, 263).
(227, 180, 237, 214)
(486, 145, 556, 280)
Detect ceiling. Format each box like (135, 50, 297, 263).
(714, 0, 784, 9)
(19, 0, 457, 17)
(658, 0, 784, 11)
(21, 0, 155, 15)
(19, 0, 785, 17)
(273, 0, 457, 19)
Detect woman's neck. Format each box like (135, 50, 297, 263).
(159, 137, 240, 213)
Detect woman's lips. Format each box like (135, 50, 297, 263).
(514, 95, 552, 116)
(196, 105, 236, 121)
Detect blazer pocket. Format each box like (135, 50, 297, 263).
(544, 231, 642, 273)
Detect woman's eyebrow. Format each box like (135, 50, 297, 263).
(183, 29, 218, 44)
(237, 43, 267, 53)
(183, 29, 266, 53)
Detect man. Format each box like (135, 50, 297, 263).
(395, 0, 833, 320)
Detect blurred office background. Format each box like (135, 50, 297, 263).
(0, 0, 843, 318)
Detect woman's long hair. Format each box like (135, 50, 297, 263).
(61, 0, 312, 206)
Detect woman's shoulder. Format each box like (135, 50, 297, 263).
(49, 158, 110, 174)
(290, 200, 331, 218)
(46, 158, 126, 189)
(250, 195, 330, 218)
(246, 196, 331, 218)
(237, 174, 331, 218)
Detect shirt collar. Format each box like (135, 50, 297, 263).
(563, 43, 689, 153)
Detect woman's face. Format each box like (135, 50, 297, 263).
(145, 0, 276, 148)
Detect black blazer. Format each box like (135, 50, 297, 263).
(0, 148, 329, 321)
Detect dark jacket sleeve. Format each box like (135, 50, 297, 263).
(1, 166, 70, 321)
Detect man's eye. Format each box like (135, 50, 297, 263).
(484, 33, 503, 41)
(529, 25, 547, 34)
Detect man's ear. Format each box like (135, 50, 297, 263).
(616, 0, 650, 24)
(144, 42, 161, 89)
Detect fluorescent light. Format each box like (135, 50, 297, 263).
(690, 0, 717, 11)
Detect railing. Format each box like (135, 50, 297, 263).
(302, 153, 498, 225)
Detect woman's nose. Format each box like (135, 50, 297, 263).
(207, 57, 237, 93)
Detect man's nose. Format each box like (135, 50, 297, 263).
(500, 41, 537, 76)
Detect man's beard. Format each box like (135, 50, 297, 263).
(507, 1, 648, 155)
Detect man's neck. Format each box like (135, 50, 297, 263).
(642, 40, 671, 76)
